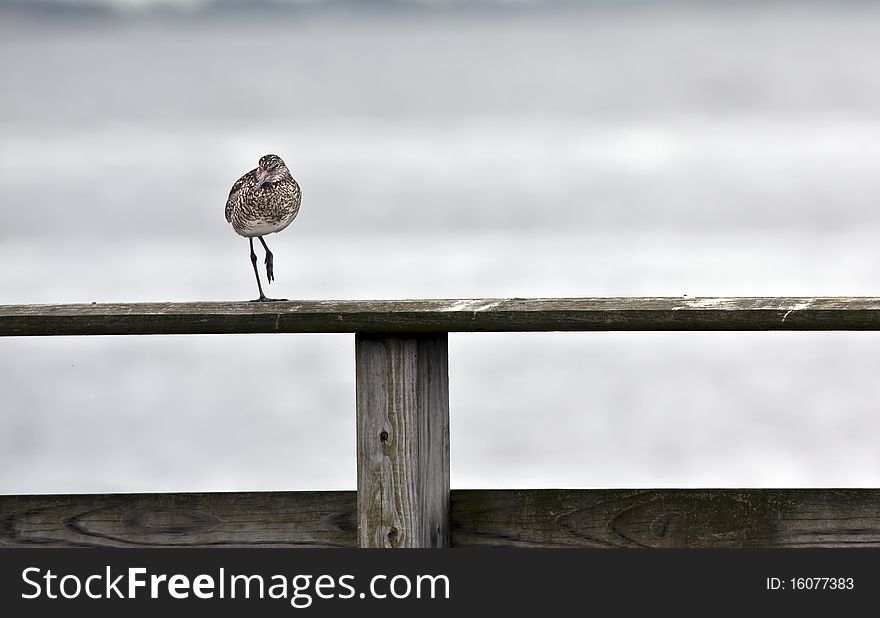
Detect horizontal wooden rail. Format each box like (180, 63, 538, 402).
(2, 489, 879, 549)
(3, 297, 880, 336)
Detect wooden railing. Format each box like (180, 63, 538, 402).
(2, 297, 880, 548)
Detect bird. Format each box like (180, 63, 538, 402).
(225, 154, 301, 302)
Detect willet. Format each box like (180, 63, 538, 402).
(225, 154, 302, 301)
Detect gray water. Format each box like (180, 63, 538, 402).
(3, 1, 880, 493)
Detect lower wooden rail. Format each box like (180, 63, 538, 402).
(2, 489, 878, 548)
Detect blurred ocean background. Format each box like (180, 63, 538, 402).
(3, 0, 880, 493)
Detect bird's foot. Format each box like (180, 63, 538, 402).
(250, 295, 288, 302)
(264, 253, 275, 283)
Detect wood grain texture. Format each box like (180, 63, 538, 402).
(3, 489, 880, 548)
(451, 489, 880, 548)
(4, 297, 880, 336)
(356, 334, 450, 548)
(0, 491, 356, 548)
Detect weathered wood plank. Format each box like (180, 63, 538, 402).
(0, 491, 356, 548)
(356, 334, 450, 548)
(3, 297, 880, 336)
(451, 489, 880, 548)
(2, 489, 879, 548)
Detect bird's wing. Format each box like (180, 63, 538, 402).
(224, 172, 251, 222)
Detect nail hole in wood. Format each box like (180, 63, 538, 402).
(379, 430, 389, 443)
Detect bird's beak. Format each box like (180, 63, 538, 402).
(253, 170, 269, 192)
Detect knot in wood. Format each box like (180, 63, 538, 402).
(386, 526, 399, 544)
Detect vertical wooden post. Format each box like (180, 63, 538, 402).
(355, 333, 450, 548)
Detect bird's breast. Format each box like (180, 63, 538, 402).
(229, 179, 301, 237)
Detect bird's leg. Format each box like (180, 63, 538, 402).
(248, 237, 287, 302)
(248, 238, 269, 302)
(259, 236, 274, 283)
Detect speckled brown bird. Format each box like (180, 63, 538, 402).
(225, 154, 302, 301)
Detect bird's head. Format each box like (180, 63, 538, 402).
(253, 154, 290, 192)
